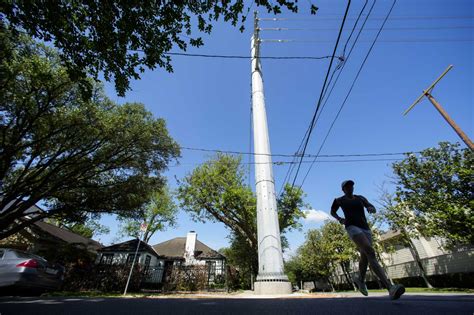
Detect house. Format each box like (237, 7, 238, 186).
(0, 202, 102, 260)
(0, 218, 102, 262)
(378, 231, 474, 282)
(96, 239, 161, 267)
(152, 231, 226, 282)
(327, 230, 474, 289)
(96, 239, 164, 284)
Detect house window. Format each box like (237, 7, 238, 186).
(144, 255, 151, 273)
(100, 253, 114, 265)
(126, 253, 140, 265)
(206, 260, 216, 282)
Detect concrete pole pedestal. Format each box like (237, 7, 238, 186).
(254, 281, 292, 295)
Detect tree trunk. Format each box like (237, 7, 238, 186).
(340, 262, 356, 290)
(327, 277, 336, 292)
(376, 251, 394, 286)
(406, 237, 434, 288)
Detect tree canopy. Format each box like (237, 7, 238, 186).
(285, 221, 357, 289)
(0, 1, 317, 96)
(177, 153, 308, 282)
(389, 142, 473, 246)
(118, 186, 178, 243)
(0, 26, 180, 240)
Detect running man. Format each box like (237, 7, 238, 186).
(330, 180, 405, 300)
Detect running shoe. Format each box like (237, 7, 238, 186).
(353, 277, 368, 296)
(389, 284, 405, 300)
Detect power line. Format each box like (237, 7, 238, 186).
(290, 0, 352, 189)
(180, 146, 420, 158)
(258, 15, 474, 21)
(158, 51, 338, 60)
(260, 38, 474, 43)
(342, 0, 369, 56)
(314, 0, 377, 131)
(279, 0, 370, 195)
(278, 0, 367, 195)
(259, 26, 474, 31)
(169, 158, 404, 167)
(279, 1, 368, 194)
(299, 0, 398, 189)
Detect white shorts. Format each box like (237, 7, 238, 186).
(346, 225, 372, 244)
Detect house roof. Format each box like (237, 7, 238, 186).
(152, 237, 225, 260)
(98, 239, 159, 257)
(379, 230, 402, 242)
(33, 221, 102, 251)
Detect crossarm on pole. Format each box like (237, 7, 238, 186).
(403, 64, 453, 116)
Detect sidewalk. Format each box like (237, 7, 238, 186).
(143, 290, 474, 299)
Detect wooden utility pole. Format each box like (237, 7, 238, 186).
(404, 65, 474, 151)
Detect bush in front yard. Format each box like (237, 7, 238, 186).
(163, 265, 208, 292)
(62, 263, 144, 293)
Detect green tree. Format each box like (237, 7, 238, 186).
(376, 189, 433, 288)
(46, 216, 110, 239)
(67, 220, 110, 239)
(320, 221, 358, 288)
(0, 27, 180, 240)
(0, 1, 317, 96)
(296, 228, 334, 291)
(118, 186, 178, 243)
(287, 221, 358, 292)
(284, 254, 304, 289)
(219, 232, 258, 290)
(177, 153, 308, 285)
(390, 142, 473, 247)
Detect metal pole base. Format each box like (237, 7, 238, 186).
(254, 281, 292, 295)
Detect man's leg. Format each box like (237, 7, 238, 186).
(353, 250, 369, 296)
(351, 233, 391, 289)
(359, 252, 368, 281)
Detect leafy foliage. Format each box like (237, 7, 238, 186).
(0, 26, 180, 240)
(177, 153, 308, 288)
(286, 221, 358, 288)
(0, 1, 315, 96)
(49, 217, 110, 239)
(118, 186, 178, 243)
(390, 142, 473, 246)
(163, 265, 209, 292)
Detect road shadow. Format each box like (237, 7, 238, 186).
(0, 294, 473, 315)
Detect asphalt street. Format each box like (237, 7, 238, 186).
(0, 294, 473, 315)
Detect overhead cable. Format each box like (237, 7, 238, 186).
(299, 0, 398, 189)
(290, 0, 352, 189)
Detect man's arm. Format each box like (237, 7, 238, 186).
(358, 195, 376, 213)
(330, 199, 345, 224)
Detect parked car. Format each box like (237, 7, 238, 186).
(0, 248, 64, 292)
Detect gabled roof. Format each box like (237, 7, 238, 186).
(99, 239, 159, 257)
(33, 221, 102, 251)
(379, 230, 403, 242)
(152, 237, 225, 260)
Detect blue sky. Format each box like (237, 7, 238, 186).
(98, 0, 473, 257)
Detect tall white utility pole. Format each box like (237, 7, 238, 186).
(251, 11, 292, 295)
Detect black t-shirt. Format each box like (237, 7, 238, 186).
(332, 195, 370, 230)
